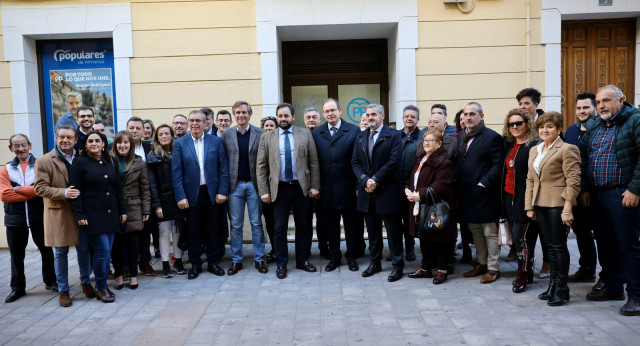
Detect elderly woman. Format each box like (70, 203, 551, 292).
(405, 129, 455, 284)
(260, 116, 278, 263)
(70, 131, 126, 303)
(501, 108, 540, 293)
(525, 111, 581, 306)
(111, 131, 150, 290)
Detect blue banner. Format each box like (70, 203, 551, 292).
(39, 40, 117, 150)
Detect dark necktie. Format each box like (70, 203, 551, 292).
(330, 127, 337, 136)
(368, 130, 377, 158)
(284, 130, 293, 181)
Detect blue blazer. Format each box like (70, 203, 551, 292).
(312, 121, 359, 210)
(171, 134, 229, 206)
(351, 125, 403, 214)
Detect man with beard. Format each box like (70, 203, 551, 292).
(580, 85, 640, 316)
(55, 92, 82, 130)
(74, 106, 96, 155)
(172, 114, 188, 138)
(257, 103, 320, 279)
(565, 93, 598, 284)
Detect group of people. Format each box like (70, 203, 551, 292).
(2, 85, 639, 316)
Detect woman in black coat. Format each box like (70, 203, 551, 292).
(147, 124, 186, 277)
(111, 131, 150, 290)
(501, 109, 540, 293)
(405, 130, 455, 284)
(70, 131, 126, 303)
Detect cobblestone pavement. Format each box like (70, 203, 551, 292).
(1, 234, 638, 345)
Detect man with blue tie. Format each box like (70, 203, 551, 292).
(352, 104, 405, 282)
(257, 103, 321, 279)
(312, 98, 361, 272)
(172, 109, 230, 280)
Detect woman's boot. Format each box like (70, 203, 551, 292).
(512, 270, 527, 293)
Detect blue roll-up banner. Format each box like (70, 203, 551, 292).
(39, 40, 117, 150)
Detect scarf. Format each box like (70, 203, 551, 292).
(460, 120, 485, 155)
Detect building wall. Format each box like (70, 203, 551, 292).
(416, 0, 544, 129)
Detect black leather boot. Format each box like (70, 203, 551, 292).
(548, 285, 570, 306)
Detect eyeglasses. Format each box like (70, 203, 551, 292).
(423, 139, 439, 143)
(57, 135, 75, 140)
(323, 109, 338, 114)
(217, 119, 231, 123)
(508, 121, 525, 128)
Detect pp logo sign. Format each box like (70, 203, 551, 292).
(347, 98, 371, 123)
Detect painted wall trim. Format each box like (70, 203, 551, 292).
(1, 4, 133, 156)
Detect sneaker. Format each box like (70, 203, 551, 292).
(163, 262, 174, 278)
(173, 259, 187, 275)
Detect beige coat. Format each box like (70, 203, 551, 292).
(34, 148, 78, 247)
(256, 126, 320, 202)
(524, 138, 581, 211)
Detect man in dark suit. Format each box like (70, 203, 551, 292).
(74, 106, 95, 155)
(457, 102, 504, 284)
(304, 107, 328, 259)
(312, 98, 360, 272)
(257, 103, 320, 279)
(172, 109, 229, 279)
(352, 103, 405, 282)
(420, 111, 457, 162)
(221, 101, 267, 275)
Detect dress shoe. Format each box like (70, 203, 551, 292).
(463, 264, 487, 278)
(586, 289, 625, 301)
(406, 250, 416, 262)
(45, 282, 59, 292)
(480, 270, 500, 284)
(207, 264, 225, 276)
(296, 261, 317, 273)
(548, 287, 570, 306)
(325, 259, 340, 272)
(568, 268, 596, 282)
(82, 284, 97, 298)
(255, 261, 268, 274)
(228, 262, 243, 275)
(140, 262, 156, 276)
(96, 289, 115, 303)
(173, 259, 187, 275)
(433, 271, 448, 285)
(347, 258, 359, 272)
(106, 287, 114, 296)
(539, 261, 550, 279)
(59, 291, 72, 307)
(591, 278, 604, 292)
(5, 290, 26, 303)
(188, 267, 202, 280)
(276, 266, 287, 279)
(388, 267, 403, 282)
(361, 262, 382, 277)
(620, 298, 640, 316)
(408, 268, 433, 279)
(266, 251, 276, 264)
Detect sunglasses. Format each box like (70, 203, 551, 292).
(508, 121, 525, 128)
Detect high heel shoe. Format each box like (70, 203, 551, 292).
(114, 283, 124, 290)
(129, 277, 138, 290)
(548, 287, 570, 306)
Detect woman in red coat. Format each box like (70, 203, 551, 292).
(405, 129, 455, 284)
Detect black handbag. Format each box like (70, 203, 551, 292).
(417, 187, 450, 236)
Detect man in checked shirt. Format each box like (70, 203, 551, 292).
(579, 84, 640, 316)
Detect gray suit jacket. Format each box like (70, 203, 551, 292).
(221, 124, 264, 193)
(256, 125, 320, 202)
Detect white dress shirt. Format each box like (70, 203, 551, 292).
(134, 142, 146, 162)
(192, 134, 207, 185)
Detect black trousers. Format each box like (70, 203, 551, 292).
(308, 198, 328, 253)
(352, 212, 367, 258)
(112, 231, 140, 277)
(262, 201, 275, 250)
(272, 181, 311, 267)
(6, 225, 55, 291)
(504, 192, 538, 271)
(571, 204, 597, 273)
(364, 199, 405, 268)
(325, 207, 358, 261)
(422, 240, 455, 271)
(399, 198, 416, 251)
(185, 186, 222, 268)
(535, 207, 569, 285)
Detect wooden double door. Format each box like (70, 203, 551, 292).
(561, 18, 636, 128)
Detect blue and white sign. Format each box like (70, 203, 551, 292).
(39, 40, 117, 150)
(346, 97, 371, 123)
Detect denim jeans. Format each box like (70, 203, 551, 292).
(229, 181, 265, 263)
(54, 234, 92, 292)
(79, 232, 114, 290)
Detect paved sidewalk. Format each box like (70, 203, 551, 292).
(1, 234, 638, 345)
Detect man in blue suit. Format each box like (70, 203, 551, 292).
(313, 98, 361, 272)
(172, 109, 230, 280)
(352, 104, 405, 282)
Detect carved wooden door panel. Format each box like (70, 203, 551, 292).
(561, 19, 636, 128)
